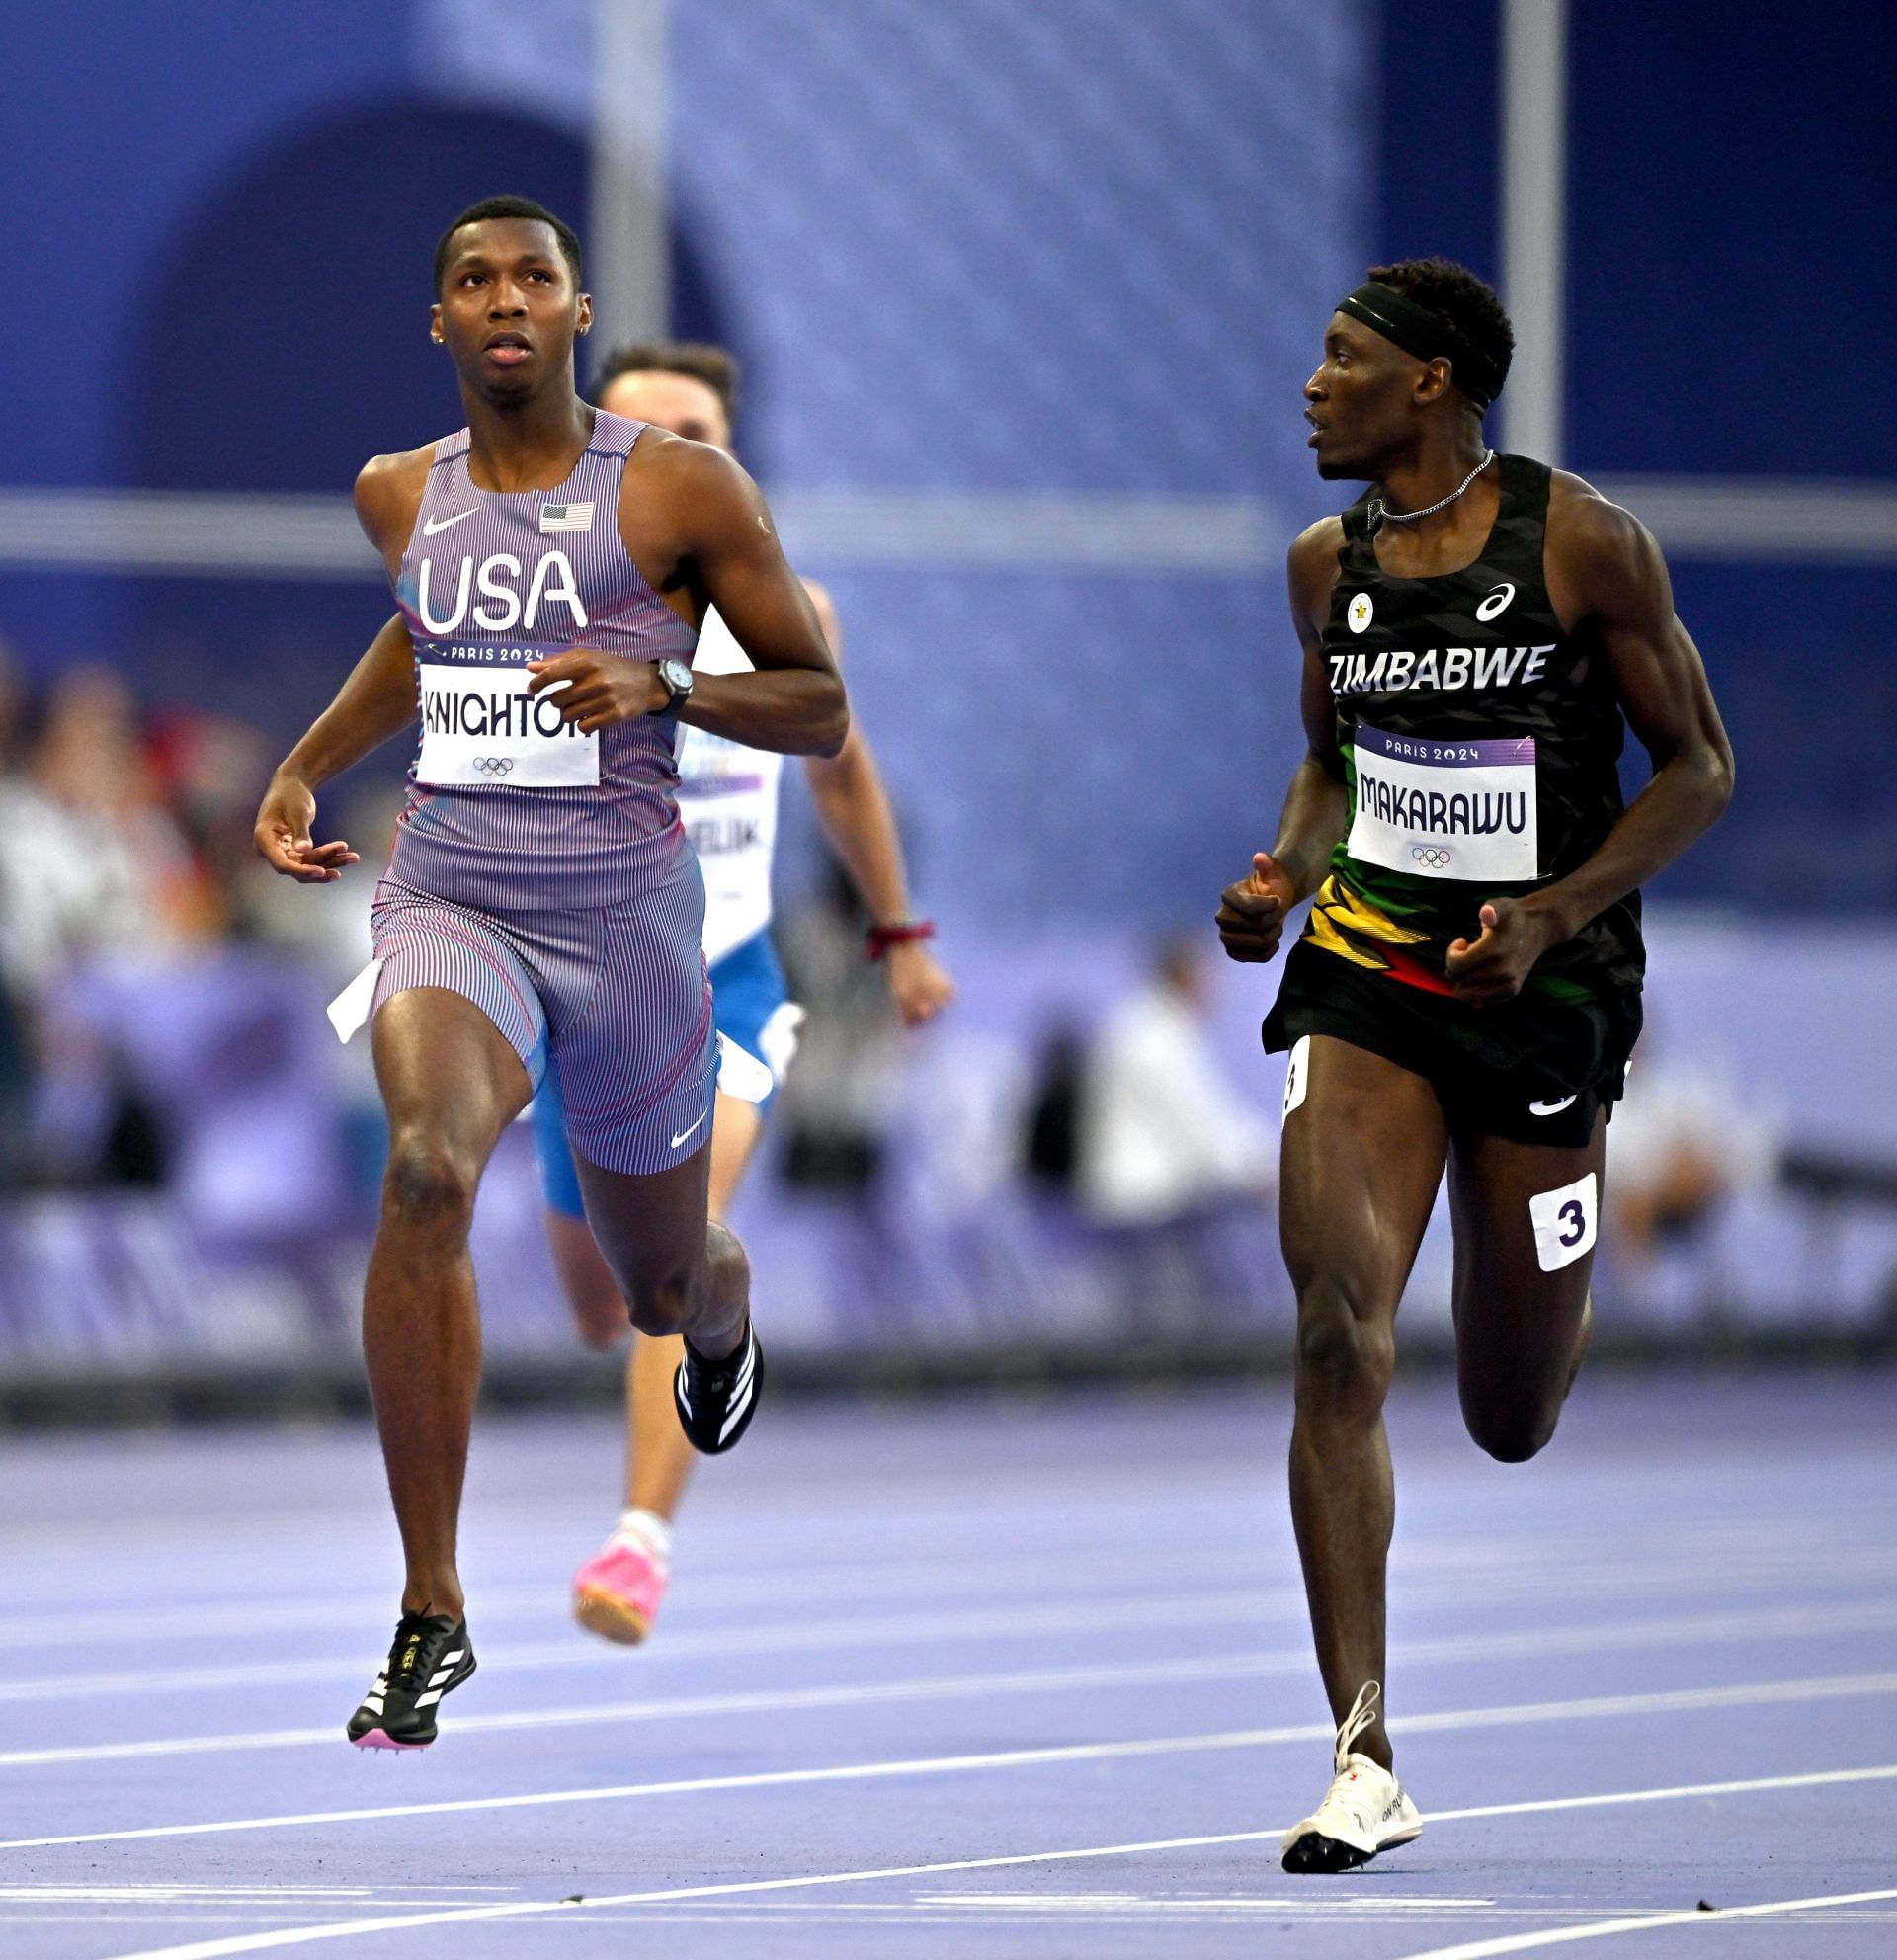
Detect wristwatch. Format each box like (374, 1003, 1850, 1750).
(653, 657, 695, 713)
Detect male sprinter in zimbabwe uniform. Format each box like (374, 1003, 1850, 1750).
(254, 197, 845, 1749)
(1217, 259, 1733, 1870)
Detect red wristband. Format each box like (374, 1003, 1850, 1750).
(866, 919, 936, 961)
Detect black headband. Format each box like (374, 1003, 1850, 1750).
(1336, 281, 1507, 410)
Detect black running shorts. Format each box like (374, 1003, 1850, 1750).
(1262, 939, 1640, 1149)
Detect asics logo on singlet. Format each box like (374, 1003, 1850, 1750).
(471, 756, 514, 776)
(1411, 846, 1452, 869)
(416, 549, 588, 635)
(1475, 581, 1516, 621)
(422, 508, 478, 535)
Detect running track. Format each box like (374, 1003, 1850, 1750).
(1, 1372, 1893, 1958)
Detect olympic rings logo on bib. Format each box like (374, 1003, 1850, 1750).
(472, 756, 515, 776)
(1411, 845, 1452, 870)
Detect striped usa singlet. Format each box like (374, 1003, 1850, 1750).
(386, 409, 698, 910)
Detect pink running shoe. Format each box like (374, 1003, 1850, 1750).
(573, 1538, 669, 1645)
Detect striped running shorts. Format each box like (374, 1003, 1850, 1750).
(367, 871, 716, 1177)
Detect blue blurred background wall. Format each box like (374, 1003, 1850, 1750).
(4, 0, 1891, 914)
(0, 0, 1891, 1388)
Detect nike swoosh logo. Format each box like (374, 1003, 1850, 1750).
(1528, 1094, 1578, 1116)
(670, 1108, 708, 1150)
(423, 509, 477, 535)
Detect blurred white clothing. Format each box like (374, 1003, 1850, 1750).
(1078, 981, 1276, 1228)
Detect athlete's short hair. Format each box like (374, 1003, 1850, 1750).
(594, 340, 741, 427)
(433, 196, 584, 296)
(1366, 259, 1515, 403)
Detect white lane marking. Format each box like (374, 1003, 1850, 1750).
(76, 1765, 1897, 1960)
(0, 1589, 1280, 1703)
(1, 1515, 1888, 1649)
(10, 1532, 1895, 1705)
(9, 1673, 1897, 1854)
(0, 1539, 1286, 1646)
(1391, 1886, 1897, 1959)
(8, 1596, 1895, 1771)
(1424, 1759, 1897, 1826)
(912, 1891, 1497, 1914)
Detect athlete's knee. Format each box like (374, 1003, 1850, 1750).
(622, 1215, 740, 1341)
(381, 1132, 479, 1237)
(623, 1266, 697, 1340)
(704, 1221, 750, 1299)
(1461, 1390, 1561, 1464)
(1293, 1278, 1395, 1418)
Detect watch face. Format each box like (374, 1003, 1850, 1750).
(660, 658, 693, 697)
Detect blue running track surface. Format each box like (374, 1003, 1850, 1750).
(1, 1371, 1894, 1958)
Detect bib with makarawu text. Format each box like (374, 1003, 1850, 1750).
(1347, 721, 1537, 883)
(414, 640, 599, 788)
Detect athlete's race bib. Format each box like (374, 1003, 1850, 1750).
(414, 640, 599, 788)
(1348, 722, 1537, 883)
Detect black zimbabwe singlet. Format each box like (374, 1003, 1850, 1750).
(1304, 452, 1644, 1008)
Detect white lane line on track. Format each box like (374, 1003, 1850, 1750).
(1389, 1886, 1897, 1958)
(75, 1764, 1897, 1960)
(0, 1589, 1274, 1704)
(8, 1545, 1892, 1705)
(7, 1672, 1895, 1854)
(0, 1539, 1277, 1650)
(8, 1597, 1895, 1770)
(0, 1514, 1867, 1646)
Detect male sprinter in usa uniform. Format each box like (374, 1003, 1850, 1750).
(535, 342, 955, 1647)
(254, 198, 846, 1748)
(1216, 260, 1733, 1869)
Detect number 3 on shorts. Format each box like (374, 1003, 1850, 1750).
(1528, 1172, 1599, 1272)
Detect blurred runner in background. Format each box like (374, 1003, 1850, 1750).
(543, 340, 955, 1646)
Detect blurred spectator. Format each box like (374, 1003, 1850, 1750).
(0, 658, 275, 1190)
(1606, 1039, 1778, 1271)
(1076, 934, 1276, 1230)
(1022, 1022, 1087, 1194)
(4, 665, 206, 989)
(775, 860, 898, 1192)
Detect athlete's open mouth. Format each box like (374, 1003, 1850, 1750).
(483, 332, 533, 366)
(1305, 412, 1326, 445)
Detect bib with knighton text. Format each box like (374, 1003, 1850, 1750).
(414, 640, 599, 788)
(1348, 722, 1537, 883)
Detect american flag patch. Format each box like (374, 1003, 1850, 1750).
(539, 502, 595, 533)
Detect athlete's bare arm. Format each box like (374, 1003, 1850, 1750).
(1217, 520, 1352, 962)
(252, 452, 437, 882)
(254, 612, 419, 881)
(1444, 477, 1735, 1005)
(532, 432, 845, 757)
(795, 581, 954, 1026)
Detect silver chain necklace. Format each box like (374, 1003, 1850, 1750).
(1368, 449, 1494, 532)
